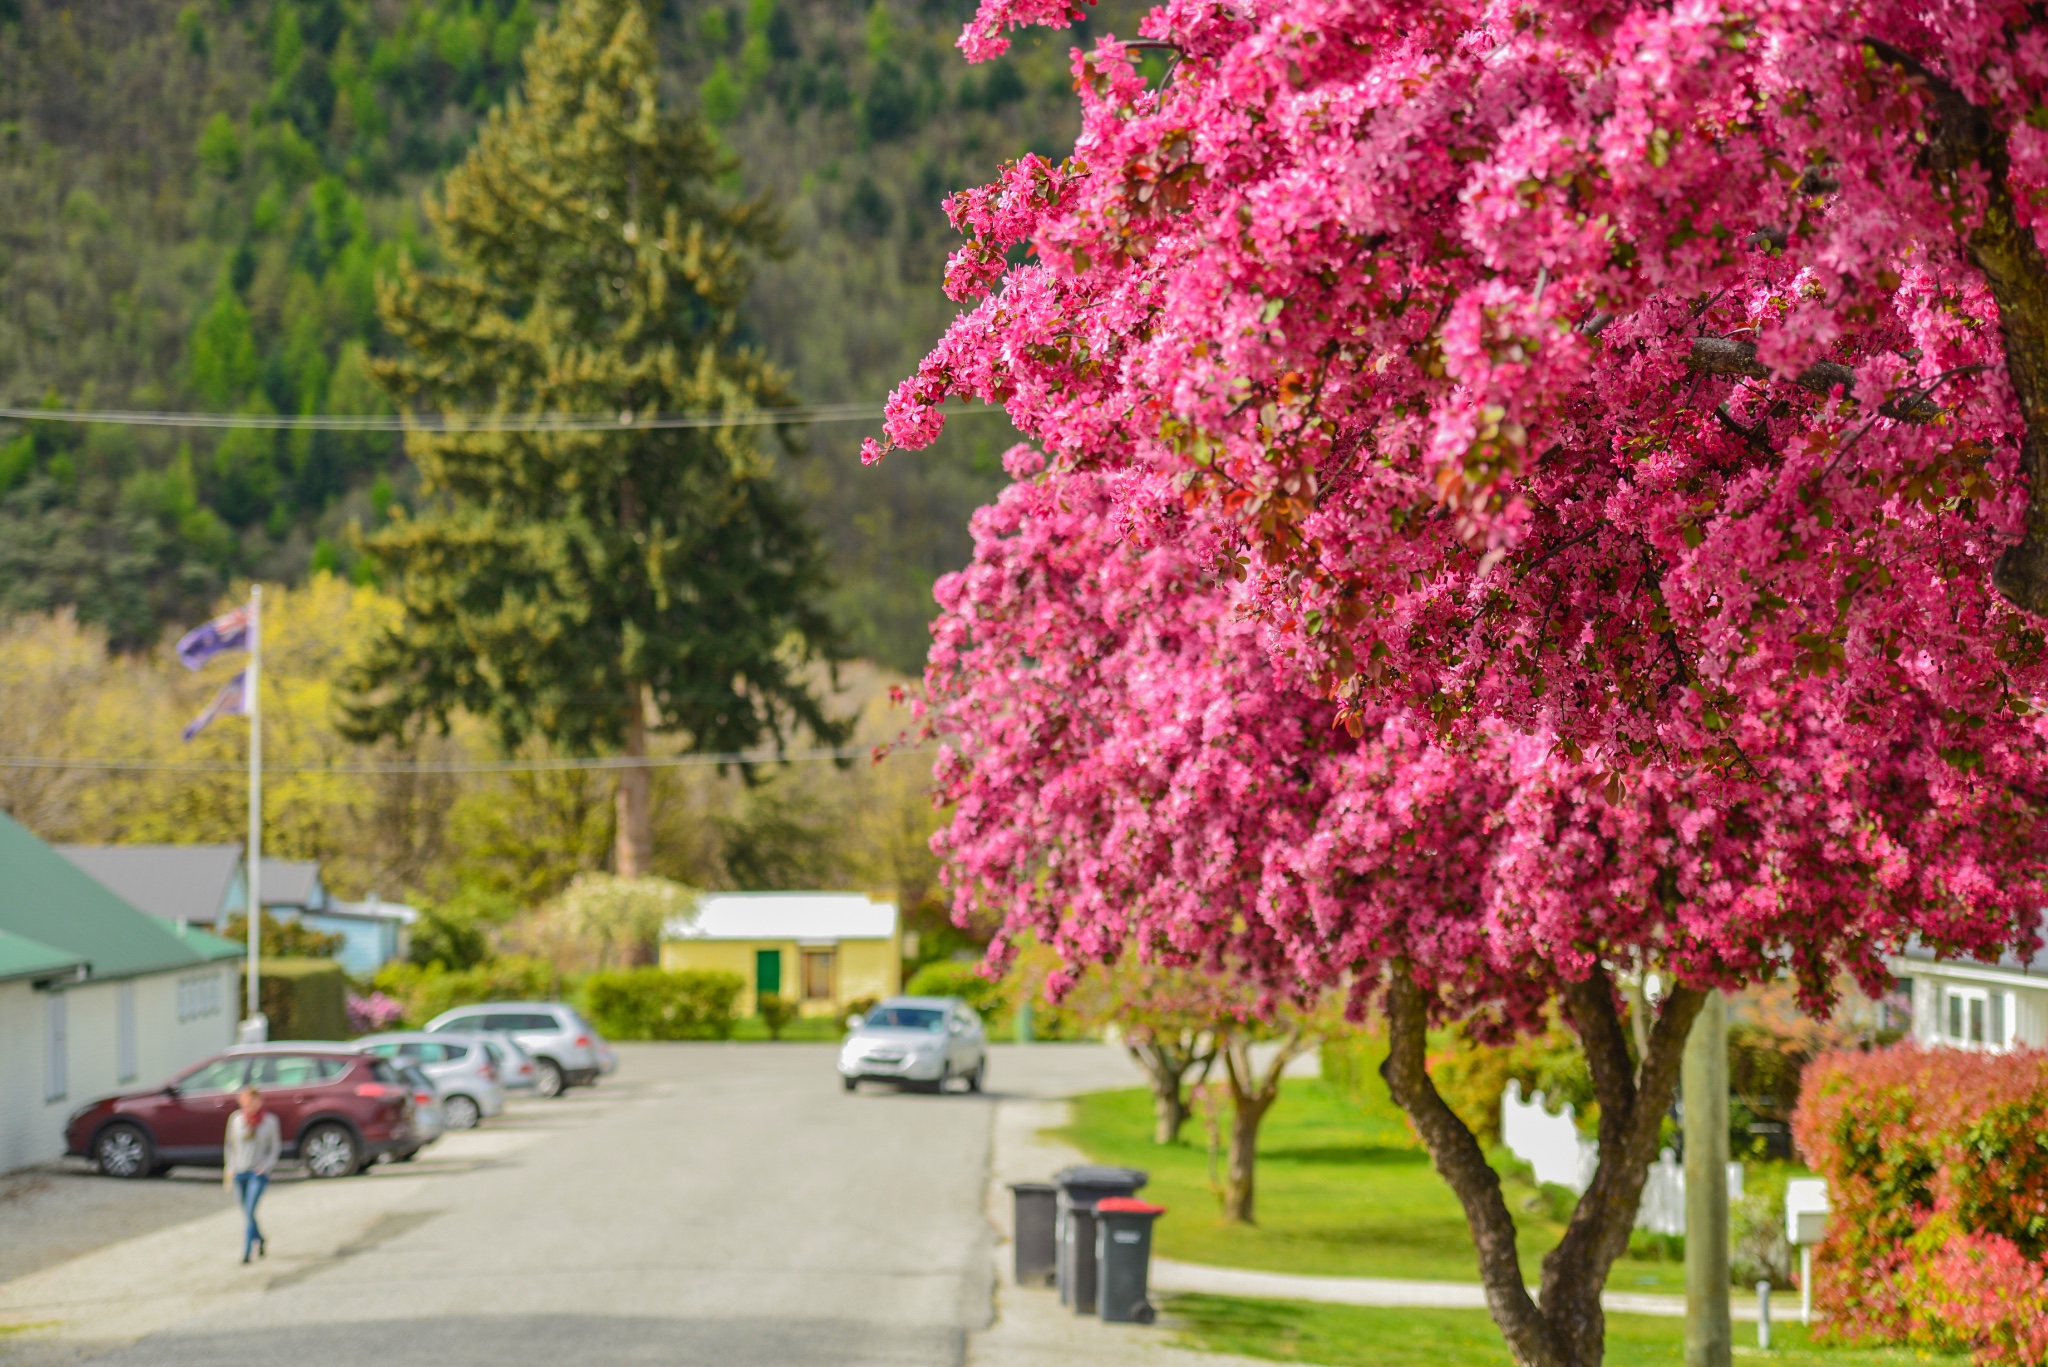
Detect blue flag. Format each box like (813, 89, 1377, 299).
(175, 606, 252, 671)
(182, 671, 250, 742)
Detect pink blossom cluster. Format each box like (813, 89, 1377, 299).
(924, 461, 2048, 1026)
(345, 991, 406, 1035)
(879, 0, 2048, 792)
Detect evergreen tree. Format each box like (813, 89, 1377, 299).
(342, 0, 844, 878)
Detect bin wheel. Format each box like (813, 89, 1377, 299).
(1133, 1302, 1157, 1325)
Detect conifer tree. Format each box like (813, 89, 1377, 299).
(342, 0, 844, 879)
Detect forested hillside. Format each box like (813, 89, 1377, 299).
(0, 0, 1116, 669)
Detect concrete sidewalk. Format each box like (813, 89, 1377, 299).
(1153, 1258, 1787, 1322)
(966, 1095, 1274, 1367)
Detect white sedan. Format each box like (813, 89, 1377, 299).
(839, 996, 987, 1094)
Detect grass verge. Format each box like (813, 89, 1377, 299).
(1165, 1295, 1965, 1367)
(1059, 1079, 1687, 1293)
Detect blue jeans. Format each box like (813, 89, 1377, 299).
(234, 1172, 268, 1259)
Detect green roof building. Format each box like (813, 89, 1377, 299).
(1, 812, 243, 1174)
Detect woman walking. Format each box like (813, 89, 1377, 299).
(224, 1085, 279, 1263)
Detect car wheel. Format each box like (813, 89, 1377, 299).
(533, 1059, 566, 1099)
(968, 1059, 986, 1093)
(93, 1123, 154, 1179)
(301, 1123, 360, 1179)
(442, 1094, 482, 1130)
(842, 1076, 857, 1092)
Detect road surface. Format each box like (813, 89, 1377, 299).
(0, 1043, 1140, 1367)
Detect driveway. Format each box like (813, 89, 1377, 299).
(0, 1042, 1142, 1367)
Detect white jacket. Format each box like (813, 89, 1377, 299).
(223, 1110, 281, 1184)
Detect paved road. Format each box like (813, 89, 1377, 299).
(0, 1043, 1141, 1367)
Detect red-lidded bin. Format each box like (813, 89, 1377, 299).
(1093, 1196, 1167, 1324)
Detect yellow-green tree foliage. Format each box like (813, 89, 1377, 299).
(342, 0, 845, 879)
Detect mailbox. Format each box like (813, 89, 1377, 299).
(1784, 1178, 1829, 1247)
(1784, 1177, 1830, 1324)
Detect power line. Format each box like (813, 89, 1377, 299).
(0, 741, 934, 776)
(0, 402, 1004, 433)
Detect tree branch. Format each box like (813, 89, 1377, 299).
(1862, 39, 2048, 614)
(1687, 336, 1941, 421)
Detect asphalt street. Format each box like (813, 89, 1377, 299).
(0, 1043, 1141, 1367)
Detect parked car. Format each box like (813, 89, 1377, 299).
(356, 1032, 507, 1130)
(423, 1002, 609, 1098)
(388, 1062, 444, 1160)
(838, 996, 987, 1093)
(481, 1034, 540, 1093)
(64, 1045, 416, 1180)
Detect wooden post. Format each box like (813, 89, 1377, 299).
(1684, 989, 1731, 1367)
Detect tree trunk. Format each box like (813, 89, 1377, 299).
(615, 690, 653, 885)
(1220, 1088, 1271, 1223)
(1126, 1034, 1214, 1145)
(1862, 43, 2048, 616)
(1153, 1078, 1189, 1145)
(1379, 962, 1706, 1367)
(1216, 1028, 1312, 1226)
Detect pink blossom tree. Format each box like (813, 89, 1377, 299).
(888, 5, 2048, 1361)
(921, 457, 2048, 1365)
(873, 0, 2048, 781)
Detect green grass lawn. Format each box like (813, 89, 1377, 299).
(1166, 1295, 1966, 1367)
(1057, 1077, 1688, 1294)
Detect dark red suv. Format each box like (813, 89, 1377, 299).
(65, 1045, 416, 1180)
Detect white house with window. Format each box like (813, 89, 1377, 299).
(1890, 913, 2048, 1052)
(0, 813, 243, 1175)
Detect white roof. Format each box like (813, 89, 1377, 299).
(326, 899, 419, 925)
(664, 893, 898, 943)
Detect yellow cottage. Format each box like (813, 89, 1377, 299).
(660, 893, 902, 1018)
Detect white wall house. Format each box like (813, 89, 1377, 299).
(1, 814, 242, 1175)
(1889, 911, 2048, 1052)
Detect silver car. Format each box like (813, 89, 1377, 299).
(838, 996, 987, 1093)
(391, 1062, 444, 1158)
(480, 1034, 540, 1093)
(357, 1032, 508, 1130)
(424, 1002, 609, 1098)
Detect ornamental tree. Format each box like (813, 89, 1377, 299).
(921, 457, 2048, 1366)
(874, 0, 2048, 790)
(1060, 957, 1226, 1145)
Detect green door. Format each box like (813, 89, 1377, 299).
(755, 948, 782, 999)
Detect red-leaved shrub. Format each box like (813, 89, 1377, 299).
(1793, 1046, 2048, 1364)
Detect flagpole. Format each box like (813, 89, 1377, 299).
(245, 585, 264, 1041)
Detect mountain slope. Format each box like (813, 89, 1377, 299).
(0, 0, 1125, 668)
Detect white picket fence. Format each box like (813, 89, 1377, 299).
(1500, 1081, 1741, 1234)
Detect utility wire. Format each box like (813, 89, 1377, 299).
(0, 741, 933, 776)
(0, 402, 1002, 433)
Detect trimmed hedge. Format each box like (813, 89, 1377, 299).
(905, 960, 1005, 1016)
(372, 956, 555, 1028)
(1794, 1046, 2048, 1365)
(581, 968, 744, 1040)
(242, 958, 347, 1040)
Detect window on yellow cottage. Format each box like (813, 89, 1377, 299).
(802, 949, 835, 1001)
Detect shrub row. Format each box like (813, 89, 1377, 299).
(581, 968, 745, 1041)
(1794, 1046, 2048, 1365)
(243, 957, 347, 1040)
(372, 955, 556, 1028)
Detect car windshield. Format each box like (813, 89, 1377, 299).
(862, 1007, 945, 1033)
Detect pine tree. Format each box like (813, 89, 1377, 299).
(341, 0, 845, 879)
